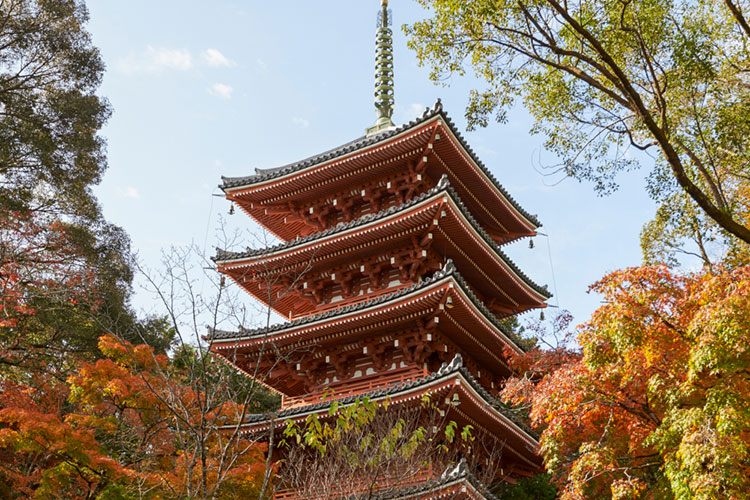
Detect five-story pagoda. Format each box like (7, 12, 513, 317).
(210, 1, 551, 497)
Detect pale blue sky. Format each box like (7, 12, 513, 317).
(87, 1, 657, 328)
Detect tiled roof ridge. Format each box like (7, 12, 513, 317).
(213, 176, 551, 299)
(452, 354, 535, 436)
(239, 353, 536, 440)
(219, 104, 443, 187)
(208, 258, 456, 340)
(366, 458, 500, 500)
(208, 259, 529, 352)
(213, 174, 451, 262)
(444, 186, 550, 299)
(219, 99, 541, 228)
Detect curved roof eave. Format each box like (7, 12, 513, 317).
(229, 353, 538, 445)
(220, 99, 541, 229)
(208, 261, 527, 354)
(214, 176, 551, 301)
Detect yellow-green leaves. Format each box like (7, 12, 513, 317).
(406, 0, 750, 253)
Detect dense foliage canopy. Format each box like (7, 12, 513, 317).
(0, 2, 273, 498)
(503, 267, 750, 499)
(0, 335, 268, 499)
(406, 0, 750, 261)
(0, 0, 136, 374)
(0, 0, 110, 220)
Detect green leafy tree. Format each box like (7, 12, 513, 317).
(497, 473, 557, 500)
(640, 191, 718, 269)
(0, 0, 111, 220)
(406, 0, 750, 259)
(0, 0, 139, 371)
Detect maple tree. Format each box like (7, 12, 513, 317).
(0, 209, 147, 498)
(69, 335, 269, 500)
(502, 266, 750, 500)
(0, 210, 104, 379)
(1, 223, 276, 499)
(0, 334, 269, 500)
(0, 378, 129, 500)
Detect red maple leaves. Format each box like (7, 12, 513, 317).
(502, 266, 750, 500)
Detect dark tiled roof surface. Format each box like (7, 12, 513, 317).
(220, 99, 541, 228)
(214, 175, 451, 262)
(368, 459, 500, 500)
(213, 175, 551, 299)
(241, 353, 536, 440)
(208, 260, 528, 352)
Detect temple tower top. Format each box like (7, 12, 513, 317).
(367, 0, 395, 135)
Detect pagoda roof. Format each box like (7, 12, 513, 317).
(209, 260, 525, 353)
(229, 354, 539, 468)
(214, 176, 551, 303)
(237, 353, 528, 430)
(370, 460, 500, 500)
(220, 100, 541, 239)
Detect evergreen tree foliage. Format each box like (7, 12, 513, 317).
(497, 473, 557, 500)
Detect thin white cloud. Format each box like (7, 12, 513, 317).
(117, 45, 193, 74)
(117, 187, 140, 199)
(392, 102, 427, 124)
(292, 117, 310, 128)
(408, 103, 426, 116)
(202, 48, 234, 67)
(476, 145, 498, 156)
(208, 83, 233, 99)
(149, 46, 192, 70)
(256, 58, 268, 73)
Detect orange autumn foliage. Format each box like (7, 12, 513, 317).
(68, 335, 269, 499)
(502, 266, 750, 500)
(0, 212, 99, 324)
(0, 335, 268, 499)
(0, 210, 102, 377)
(0, 378, 130, 499)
